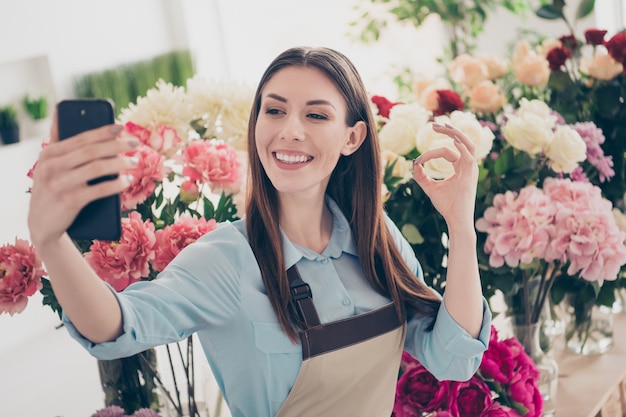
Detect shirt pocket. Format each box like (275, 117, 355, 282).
(253, 321, 301, 353)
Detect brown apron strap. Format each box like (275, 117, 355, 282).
(300, 302, 401, 359)
(287, 266, 321, 328)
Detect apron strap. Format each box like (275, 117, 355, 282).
(287, 266, 321, 328)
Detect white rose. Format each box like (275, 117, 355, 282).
(419, 136, 457, 179)
(448, 111, 495, 160)
(381, 149, 411, 183)
(516, 98, 557, 128)
(379, 103, 430, 155)
(545, 125, 587, 173)
(612, 208, 626, 237)
(502, 113, 554, 156)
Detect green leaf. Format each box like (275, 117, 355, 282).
(494, 147, 514, 176)
(40, 278, 63, 320)
(401, 223, 424, 244)
(576, 0, 595, 20)
(535, 5, 564, 20)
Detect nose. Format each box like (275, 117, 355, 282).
(280, 114, 305, 142)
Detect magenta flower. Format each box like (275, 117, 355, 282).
(394, 355, 450, 415)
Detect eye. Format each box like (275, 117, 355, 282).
(265, 107, 283, 115)
(308, 113, 328, 120)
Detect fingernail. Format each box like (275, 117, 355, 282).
(121, 174, 134, 187)
(124, 156, 139, 167)
(125, 136, 141, 148)
(413, 156, 422, 166)
(110, 124, 124, 134)
(444, 122, 454, 129)
(432, 122, 443, 128)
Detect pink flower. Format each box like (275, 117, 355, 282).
(125, 122, 182, 156)
(508, 371, 542, 417)
(479, 328, 517, 384)
(121, 145, 168, 211)
(571, 122, 614, 183)
(447, 377, 494, 417)
(182, 140, 241, 194)
(484, 404, 521, 417)
(151, 214, 218, 272)
(394, 356, 450, 415)
(84, 212, 156, 291)
(0, 238, 46, 315)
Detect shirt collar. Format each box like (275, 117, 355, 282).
(282, 196, 359, 269)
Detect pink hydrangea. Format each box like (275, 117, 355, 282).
(182, 139, 241, 194)
(476, 178, 626, 282)
(121, 145, 168, 211)
(0, 238, 46, 315)
(84, 211, 156, 291)
(151, 213, 218, 272)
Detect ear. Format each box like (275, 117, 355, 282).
(341, 121, 367, 156)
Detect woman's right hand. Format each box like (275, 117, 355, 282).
(28, 109, 139, 248)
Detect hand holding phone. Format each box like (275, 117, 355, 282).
(57, 99, 122, 241)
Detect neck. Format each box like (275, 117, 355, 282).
(279, 193, 332, 254)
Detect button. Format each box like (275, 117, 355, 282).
(321, 259, 328, 264)
(343, 299, 351, 306)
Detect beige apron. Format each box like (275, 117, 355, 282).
(275, 266, 404, 417)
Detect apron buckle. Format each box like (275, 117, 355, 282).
(290, 279, 313, 301)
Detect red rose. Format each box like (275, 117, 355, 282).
(371, 95, 402, 118)
(606, 32, 626, 66)
(546, 46, 571, 71)
(447, 377, 494, 417)
(435, 89, 464, 115)
(394, 359, 450, 415)
(584, 29, 608, 46)
(558, 34, 578, 53)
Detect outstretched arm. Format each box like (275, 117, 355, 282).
(28, 109, 139, 343)
(412, 122, 483, 338)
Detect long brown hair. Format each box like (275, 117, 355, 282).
(245, 46, 441, 342)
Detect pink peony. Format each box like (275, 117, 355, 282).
(484, 404, 522, 417)
(0, 238, 46, 315)
(84, 211, 156, 291)
(447, 377, 494, 417)
(121, 145, 168, 211)
(394, 354, 450, 415)
(151, 214, 218, 272)
(182, 139, 241, 193)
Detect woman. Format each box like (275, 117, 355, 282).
(28, 46, 491, 417)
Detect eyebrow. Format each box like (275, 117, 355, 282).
(265, 93, 336, 109)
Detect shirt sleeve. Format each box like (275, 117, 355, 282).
(384, 212, 492, 381)
(62, 222, 244, 360)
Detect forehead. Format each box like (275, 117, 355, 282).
(262, 66, 345, 103)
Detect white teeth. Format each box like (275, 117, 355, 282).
(275, 152, 311, 164)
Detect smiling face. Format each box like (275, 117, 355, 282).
(254, 66, 365, 199)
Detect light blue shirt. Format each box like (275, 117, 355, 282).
(64, 198, 491, 417)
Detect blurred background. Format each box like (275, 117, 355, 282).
(0, 1, 622, 416)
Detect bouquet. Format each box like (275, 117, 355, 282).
(1, 76, 254, 416)
(393, 326, 542, 417)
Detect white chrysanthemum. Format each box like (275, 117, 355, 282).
(118, 79, 193, 142)
(186, 75, 254, 152)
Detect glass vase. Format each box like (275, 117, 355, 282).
(511, 321, 559, 417)
(564, 299, 614, 355)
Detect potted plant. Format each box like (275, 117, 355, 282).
(22, 94, 50, 139)
(0, 104, 20, 145)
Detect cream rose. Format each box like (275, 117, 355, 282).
(502, 99, 557, 156)
(545, 125, 587, 173)
(583, 50, 624, 81)
(511, 41, 550, 86)
(612, 208, 626, 238)
(478, 54, 508, 79)
(381, 149, 412, 183)
(468, 80, 506, 114)
(379, 103, 431, 155)
(448, 54, 488, 89)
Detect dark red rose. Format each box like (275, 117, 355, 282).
(394, 361, 450, 415)
(546, 46, 571, 71)
(447, 377, 494, 417)
(371, 95, 402, 118)
(435, 89, 464, 115)
(558, 34, 578, 53)
(584, 29, 608, 46)
(605, 32, 626, 66)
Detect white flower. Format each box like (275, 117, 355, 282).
(378, 103, 430, 156)
(545, 125, 587, 173)
(502, 99, 557, 156)
(381, 149, 412, 182)
(186, 75, 254, 151)
(118, 79, 193, 143)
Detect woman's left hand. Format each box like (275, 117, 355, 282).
(411, 123, 479, 234)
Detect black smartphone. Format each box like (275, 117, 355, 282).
(57, 99, 122, 241)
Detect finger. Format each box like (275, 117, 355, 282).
(432, 123, 476, 156)
(416, 146, 460, 164)
(45, 123, 125, 157)
(49, 107, 59, 143)
(48, 154, 136, 193)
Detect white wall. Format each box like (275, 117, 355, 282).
(0, 0, 617, 416)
